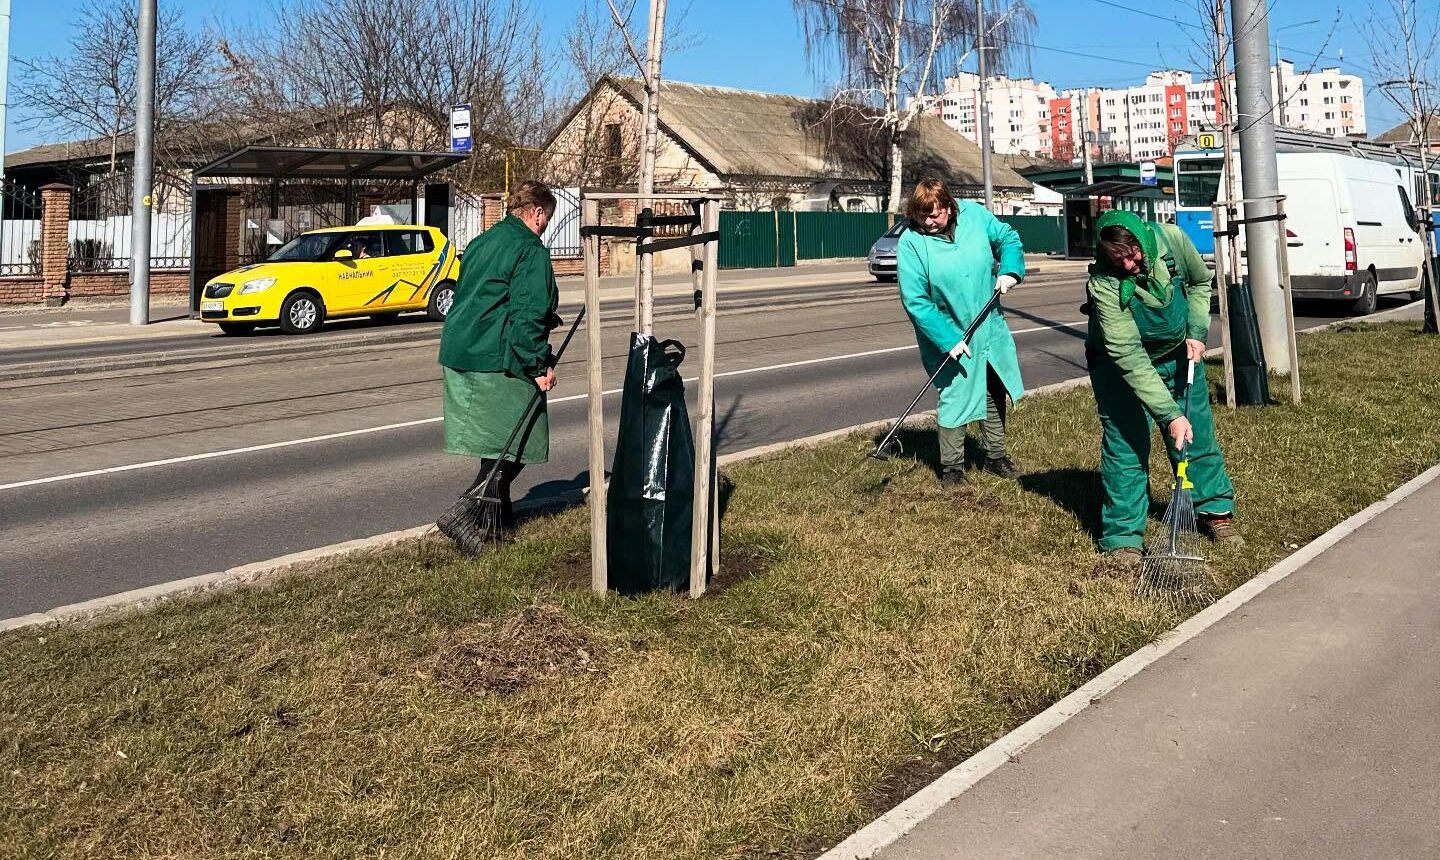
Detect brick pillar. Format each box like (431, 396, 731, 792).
(223, 192, 243, 272)
(39, 183, 72, 306)
(481, 193, 504, 231)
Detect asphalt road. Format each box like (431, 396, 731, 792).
(0, 270, 1356, 617)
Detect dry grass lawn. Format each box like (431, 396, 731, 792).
(3, 323, 1439, 859)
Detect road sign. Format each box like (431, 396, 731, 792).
(1196, 131, 1219, 150)
(1140, 160, 1158, 186)
(449, 104, 472, 154)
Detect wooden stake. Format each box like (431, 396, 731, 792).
(1275, 196, 1301, 405)
(582, 197, 608, 594)
(1212, 203, 1238, 409)
(689, 198, 720, 598)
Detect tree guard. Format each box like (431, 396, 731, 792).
(580, 189, 726, 598)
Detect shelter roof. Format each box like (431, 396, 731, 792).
(192, 146, 467, 181)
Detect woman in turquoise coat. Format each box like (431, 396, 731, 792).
(897, 179, 1026, 486)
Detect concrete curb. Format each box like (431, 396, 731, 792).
(0, 303, 1422, 633)
(814, 457, 1440, 860)
(0, 526, 434, 633)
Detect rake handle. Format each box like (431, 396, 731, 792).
(472, 307, 587, 496)
(871, 288, 1004, 459)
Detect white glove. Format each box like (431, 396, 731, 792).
(948, 339, 972, 360)
(995, 274, 1019, 294)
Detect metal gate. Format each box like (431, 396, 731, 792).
(544, 186, 581, 258)
(0, 179, 41, 276)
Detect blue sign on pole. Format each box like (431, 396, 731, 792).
(450, 104, 473, 154)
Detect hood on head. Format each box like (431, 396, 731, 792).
(1093, 209, 1156, 271)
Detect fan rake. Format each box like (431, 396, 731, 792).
(1137, 359, 1214, 603)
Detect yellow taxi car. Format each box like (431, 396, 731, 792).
(198, 225, 460, 335)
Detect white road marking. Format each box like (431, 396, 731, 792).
(0, 319, 1085, 492)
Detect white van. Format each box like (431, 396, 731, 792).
(1229, 152, 1428, 314)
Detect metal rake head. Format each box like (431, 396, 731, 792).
(1137, 483, 1213, 602)
(436, 493, 507, 556)
(870, 435, 904, 461)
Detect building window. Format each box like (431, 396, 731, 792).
(603, 123, 623, 185)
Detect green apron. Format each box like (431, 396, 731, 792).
(1090, 227, 1234, 552)
(442, 368, 549, 464)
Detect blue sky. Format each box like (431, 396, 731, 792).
(4, 0, 1405, 153)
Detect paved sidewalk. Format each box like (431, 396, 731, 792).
(871, 470, 1440, 859)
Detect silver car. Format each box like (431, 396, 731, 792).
(867, 219, 908, 281)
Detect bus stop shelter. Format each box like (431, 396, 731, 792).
(188, 146, 468, 312)
(1062, 180, 1174, 259)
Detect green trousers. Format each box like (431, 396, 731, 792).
(938, 367, 1008, 468)
(1090, 352, 1235, 551)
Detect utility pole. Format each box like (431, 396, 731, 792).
(976, 0, 994, 211)
(129, 0, 157, 326)
(0, 0, 9, 180)
(1230, 0, 1290, 375)
(1079, 96, 1094, 186)
(635, 0, 667, 335)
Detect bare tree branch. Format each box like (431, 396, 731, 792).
(792, 0, 1037, 212)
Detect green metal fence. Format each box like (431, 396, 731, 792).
(718, 211, 780, 269)
(795, 211, 889, 260)
(717, 211, 1061, 269)
(998, 214, 1065, 255)
(720, 210, 891, 269)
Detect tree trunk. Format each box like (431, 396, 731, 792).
(888, 132, 904, 216)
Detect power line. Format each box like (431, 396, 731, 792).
(1085, 0, 1207, 31)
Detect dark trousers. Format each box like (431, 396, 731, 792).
(467, 458, 526, 528)
(937, 367, 1009, 469)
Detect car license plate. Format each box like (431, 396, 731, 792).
(201, 301, 224, 312)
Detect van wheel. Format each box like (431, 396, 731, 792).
(279, 291, 325, 334)
(1351, 270, 1378, 315)
(427, 280, 456, 321)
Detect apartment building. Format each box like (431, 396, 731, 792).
(1270, 60, 1366, 137)
(938, 63, 1367, 164)
(926, 73, 1058, 157)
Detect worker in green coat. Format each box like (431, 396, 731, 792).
(438, 180, 561, 534)
(1086, 209, 1241, 571)
(897, 179, 1026, 486)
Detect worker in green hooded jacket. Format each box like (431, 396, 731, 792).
(437, 180, 561, 538)
(1086, 210, 1241, 570)
(897, 179, 1026, 486)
